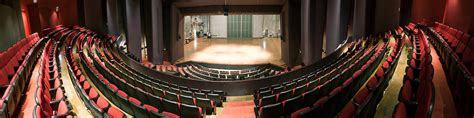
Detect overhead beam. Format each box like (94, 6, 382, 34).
(179, 5, 282, 15)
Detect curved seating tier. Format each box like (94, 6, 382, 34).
(29, 24, 445, 118)
(339, 27, 405, 118)
(0, 32, 43, 117)
(254, 35, 390, 117)
(177, 62, 285, 81)
(109, 35, 353, 95)
(424, 22, 474, 117)
(393, 25, 435, 118)
(32, 35, 73, 118)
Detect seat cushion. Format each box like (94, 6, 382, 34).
(96, 96, 110, 110)
(128, 97, 142, 106)
(143, 104, 159, 112)
(56, 100, 69, 116)
(162, 112, 180, 118)
(88, 89, 99, 100)
(107, 106, 125, 118)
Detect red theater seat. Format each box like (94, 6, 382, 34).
(143, 104, 159, 113)
(162, 111, 180, 118)
(353, 88, 370, 106)
(107, 106, 125, 118)
(88, 89, 99, 100)
(339, 103, 357, 118)
(96, 96, 110, 110)
(55, 100, 70, 116)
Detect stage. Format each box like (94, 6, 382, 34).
(180, 38, 285, 66)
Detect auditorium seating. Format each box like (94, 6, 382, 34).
(6, 23, 455, 118)
(425, 22, 474, 117)
(0, 32, 44, 117)
(53, 27, 229, 117)
(58, 29, 128, 117)
(177, 62, 285, 81)
(393, 25, 435, 118)
(338, 29, 405, 118)
(34, 36, 73, 117)
(251, 33, 391, 118)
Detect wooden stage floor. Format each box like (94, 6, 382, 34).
(179, 38, 285, 66)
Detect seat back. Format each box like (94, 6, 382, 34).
(258, 94, 276, 107)
(259, 103, 283, 118)
(180, 103, 202, 118)
(278, 89, 293, 102)
(163, 99, 180, 115)
(283, 95, 303, 116)
(180, 95, 195, 105)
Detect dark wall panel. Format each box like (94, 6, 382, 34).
(281, 0, 301, 67)
(353, 0, 367, 38)
(59, 0, 79, 27)
(373, 0, 400, 33)
(0, 0, 25, 51)
(411, 0, 445, 24)
(27, 4, 41, 36)
(84, 0, 106, 33)
(443, 0, 474, 33)
(106, 0, 120, 35)
(125, 0, 143, 61)
(169, 5, 184, 63)
(301, 0, 326, 65)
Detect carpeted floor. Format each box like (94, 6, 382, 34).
(216, 101, 255, 118)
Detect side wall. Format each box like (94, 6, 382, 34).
(0, 2, 25, 51)
(411, 0, 446, 24)
(443, 0, 474, 33)
(373, 0, 401, 33)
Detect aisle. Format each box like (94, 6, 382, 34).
(428, 44, 457, 117)
(214, 95, 255, 118)
(17, 54, 43, 117)
(58, 52, 93, 117)
(374, 42, 409, 117)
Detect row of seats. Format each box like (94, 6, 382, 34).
(60, 27, 216, 118)
(90, 45, 205, 118)
(425, 22, 474, 117)
(255, 36, 388, 118)
(254, 40, 364, 101)
(177, 63, 285, 81)
(0, 32, 43, 118)
(100, 40, 227, 101)
(290, 40, 388, 118)
(80, 31, 161, 118)
(64, 29, 127, 118)
(393, 25, 435, 118)
(254, 39, 366, 103)
(339, 28, 406, 118)
(33, 37, 72, 117)
(433, 22, 474, 74)
(97, 39, 228, 114)
(97, 44, 223, 116)
(98, 50, 221, 117)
